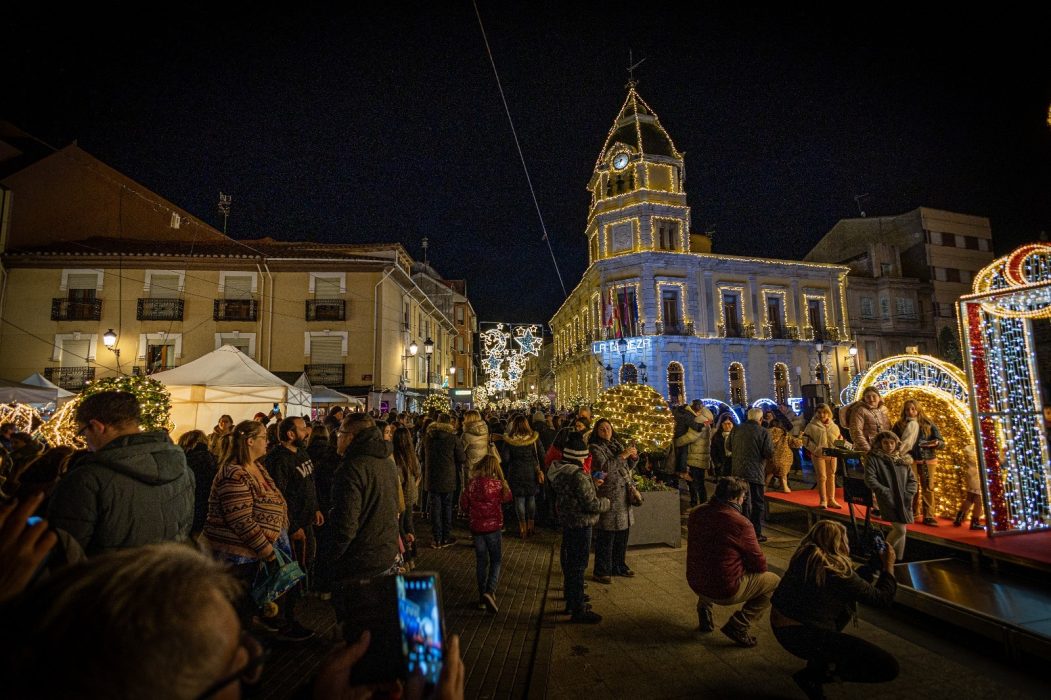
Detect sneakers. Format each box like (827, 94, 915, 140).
(430, 540, 443, 549)
(697, 607, 715, 633)
(482, 592, 499, 613)
(792, 669, 826, 700)
(970, 519, 984, 530)
(570, 605, 603, 624)
(593, 574, 612, 584)
(720, 620, 757, 648)
(276, 622, 316, 643)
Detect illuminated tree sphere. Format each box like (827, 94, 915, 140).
(422, 393, 452, 415)
(593, 383, 675, 456)
(41, 374, 173, 447)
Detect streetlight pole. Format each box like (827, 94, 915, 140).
(617, 337, 628, 383)
(424, 337, 434, 398)
(848, 345, 859, 375)
(815, 342, 827, 387)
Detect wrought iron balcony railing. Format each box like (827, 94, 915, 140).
(306, 299, 346, 321)
(213, 299, 258, 322)
(44, 366, 95, 389)
(655, 320, 694, 336)
(137, 298, 185, 321)
(305, 363, 345, 386)
(51, 299, 102, 321)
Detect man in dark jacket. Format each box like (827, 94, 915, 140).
(731, 408, 775, 541)
(424, 414, 466, 548)
(687, 477, 780, 647)
(323, 413, 401, 622)
(47, 391, 193, 556)
(548, 433, 610, 624)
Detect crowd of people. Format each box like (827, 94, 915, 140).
(0, 385, 972, 699)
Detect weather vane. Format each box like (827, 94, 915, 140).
(627, 50, 646, 88)
(217, 192, 232, 233)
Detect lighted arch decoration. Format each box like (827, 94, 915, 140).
(840, 372, 863, 405)
(728, 362, 747, 406)
(854, 354, 974, 520)
(702, 398, 739, 423)
(960, 242, 1051, 535)
(667, 361, 685, 405)
(751, 398, 779, 410)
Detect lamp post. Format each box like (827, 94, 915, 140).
(815, 341, 827, 386)
(638, 361, 648, 384)
(848, 345, 859, 375)
(617, 337, 628, 383)
(424, 337, 434, 397)
(103, 328, 121, 370)
(448, 366, 456, 388)
(605, 363, 614, 387)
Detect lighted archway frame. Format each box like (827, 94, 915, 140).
(854, 354, 975, 521)
(960, 243, 1051, 535)
(702, 398, 739, 423)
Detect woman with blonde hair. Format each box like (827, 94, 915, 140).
(802, 405, 842, 509)
(770, 520, 898, 699)
(500, 414, 545, 538)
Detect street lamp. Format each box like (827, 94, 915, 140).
(617, 337, 628, 382)
(605, 363, 614, 387)
(638, 361, 648, 384)
(848, 345, 858, 375)
(815, 341, 827, 386)
(448, 366, 456, 388)
(423, 337, 434, 396)
(103, 329, 120, 362)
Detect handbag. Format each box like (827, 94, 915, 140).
(251, 548, 306, 608)
(627, 479, 644, 507)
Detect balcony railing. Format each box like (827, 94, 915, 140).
(213, 299, 258, 322)
(762, 323, 794, 340)
(137, 298, 185, 321)
(306, 363, 345, 386)
(306, 299, 346, 321)
(44, 366, 95, 389)
(51, 299, 102, 321)
(655, 320, 694, 336)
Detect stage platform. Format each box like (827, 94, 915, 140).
(767, 484, 1051, 661)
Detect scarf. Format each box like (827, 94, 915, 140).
(898, 419, 920, 455)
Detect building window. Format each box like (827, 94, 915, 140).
(656, 220, 678, 251)
(880, 297, 890, 319)
(215, 333, 255, 357)
(667, 362, 685, 405)
(864, 340, 878, 367)
(766, 296, 785, 338)
(807, 299, 825, 340)
(773, 363, 789, 404)
(880, 263, 893, 277)
(590, 234, 599, 262)
(728, 362, 746, 406)
(860, 297, 875, 319)
(723, 294, 742, 337)
(895, 298, 916, 319)
(979, 238, 991, 252)
(455, 306, 464, 325)
(965, 235, 980, 250)
(620, 363, 638, 384)
(945, 268, 962, 283)
(609, 221, 633, 253)
(661, 288, 681, 332)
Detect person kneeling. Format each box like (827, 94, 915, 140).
(770, 520, 899, 700)
(686, 477, 780, 647)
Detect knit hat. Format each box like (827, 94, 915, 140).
(562, 432, 589, 462)
(532, 410, 546, 424)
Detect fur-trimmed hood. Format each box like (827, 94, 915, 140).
(464, 420, 489, 438)
(426, 421, 456, 436)
(502, 431, 539, 447)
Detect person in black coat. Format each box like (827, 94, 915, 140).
(710, 413, 736, 478)
(177, 430, 216, 539)
(730, 408, 774, 541)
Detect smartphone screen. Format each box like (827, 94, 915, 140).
(397, 574, 444, 684)
(273, 402, 280, 412)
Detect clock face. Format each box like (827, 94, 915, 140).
(612, 153, 629, 170)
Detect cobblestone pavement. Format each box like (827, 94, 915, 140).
(254, 481, 1048, 699)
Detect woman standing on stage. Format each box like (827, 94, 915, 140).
(802, 405, 842, 509)
(863, 431, 918, 560)
(892, 400, 944, 526)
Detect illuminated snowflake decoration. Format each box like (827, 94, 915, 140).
(514, 325, 543, 357)
(480, 323, 543, 397)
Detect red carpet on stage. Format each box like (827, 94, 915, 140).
(767, 487, 1051, 568)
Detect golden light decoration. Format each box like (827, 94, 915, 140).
(39, 374, 174, 448)
(592, 383, 674, 456)
(0, 403, 44, 434)
(882, 387, 974, 519)
(422, 393, 451, 414)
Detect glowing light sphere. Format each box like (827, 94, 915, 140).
(422, 393, 451, 414)
(41, 374, 173, 448)
(593, 383, 674, 456)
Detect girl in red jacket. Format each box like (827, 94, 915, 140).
(460, 453, 513, 613)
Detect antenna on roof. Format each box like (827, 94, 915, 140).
(217, 192, 232, 233)
(627, 50, 646, 88)
(854, 193, 869, 218)
(421, 236, 429, 265)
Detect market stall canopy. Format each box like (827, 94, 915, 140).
(150, 345, 311, 438)
(20, 373, 75, 400)
(0, 377, 58, 404)
(310, 385, 357, 405)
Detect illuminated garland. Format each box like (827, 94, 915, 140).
(39, 374, 174, 447)
(759, 288, 789, 338)
(728, 362, 748, 406)
(654, 280, 691, 327)
(592, 383, 674, 456)
(0, 404, 44, 434)
(422, 393, 451, 414)
(703, 398, 740, 423)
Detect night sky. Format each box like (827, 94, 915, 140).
(5, 4, 1050, 324)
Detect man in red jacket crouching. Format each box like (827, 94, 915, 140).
(686, 477, 781, 647)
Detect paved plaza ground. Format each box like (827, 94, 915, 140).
(258, 488, 1048, 699)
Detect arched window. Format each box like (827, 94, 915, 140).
(728, 362, 747, 406)
(620, 363, 638, 384)
(667, 361, 685, 405)
(773, 363, 789, 404)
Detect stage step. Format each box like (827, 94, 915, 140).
(894, 558, 1051, 662)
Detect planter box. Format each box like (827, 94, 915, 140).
(628, 489, 681, 548)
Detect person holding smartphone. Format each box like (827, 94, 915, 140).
(892, 400, 944, 526)
(770, 520, 899, 699)
(588, 418, 638, 584)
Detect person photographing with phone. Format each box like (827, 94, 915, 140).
(770, 520, 899, 700)
(588, 418, 638, 585)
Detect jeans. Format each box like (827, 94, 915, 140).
(688, 467, 708, 506)
(429, 492, 454, 543)
(593, 528, 629, 576)
(515, 495, 536, 524)
(473, 531, 503, 596)
(743, 481, 766, 537)
(562, 526, 592, 613)
(772, 624, 899, 685)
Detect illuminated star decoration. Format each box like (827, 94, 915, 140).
(514, 325, 542, 357)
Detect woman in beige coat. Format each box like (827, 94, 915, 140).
(803, 405, 843, 508)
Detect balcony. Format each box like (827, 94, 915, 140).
(51, 299, 102, 321)
(137, 298, 185, 321)
(213, 299, 258, 322)
(763, 323, 793, 340)
(305, 363, 345, 385)
(44, 366, 95, 390)
(655, 320, 694, 336)
(306, 299, 346, 322)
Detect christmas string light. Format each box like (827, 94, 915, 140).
(39, 374, 174, 448)
(422, 393, 451, 414)
(702, 398, 739, 423)
(0, 403, 44, 434)
(592, 383, 675, 456)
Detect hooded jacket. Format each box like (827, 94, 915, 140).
(848, 400, 891, 452)
(501, 431, 544, 496)
(425, 422, 466, 493)
(548, 459, 610, 529)
(675, 418, 713, 470)
(459, 474, 512, 534)
(324, 426, 401, 581)
(461, 420, 491, 470)
(47, 431, 193, 556)
(864, 443, 918, 524)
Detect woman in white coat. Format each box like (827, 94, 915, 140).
(802, 404, 842, 509)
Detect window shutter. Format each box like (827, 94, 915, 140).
(225, 276, 253, 299)
(310, 336, 343, 363)
(63, 340, 90, 367)
(67, 273, 98, 290)
(314, 277, 341, 298)
(150, 274, 180, 298)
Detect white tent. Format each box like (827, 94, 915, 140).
(310, 385, 360, 406)
(150, 345, 312, 439)
(21, 373, 75, 402)
(0, 377, 57, 404)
